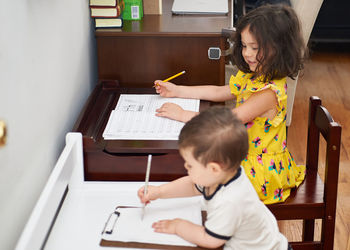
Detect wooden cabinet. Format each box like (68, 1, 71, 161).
(75, 1, 231, 181)
(95, 0, 231, 87)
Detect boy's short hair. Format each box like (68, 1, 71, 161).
(179, 106, 248, 170)
(232, 4, 305, 82)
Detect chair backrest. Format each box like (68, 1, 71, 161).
(286, 0, 324, 127)
(286, 76, 298, 127)
(291, 0, 324, 44)
(306, 96, 341, 249)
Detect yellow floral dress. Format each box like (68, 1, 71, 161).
(229, 71, 305, 204)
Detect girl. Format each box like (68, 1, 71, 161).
(154, 4, 306, 204)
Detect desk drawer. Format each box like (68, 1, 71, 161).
(83, 149, 186, 181)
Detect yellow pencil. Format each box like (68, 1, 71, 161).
(163, 70, 186, 82)
(154, 71, 186, 87)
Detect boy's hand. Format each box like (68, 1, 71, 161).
(152, 219, 183, 234)
(154, 81, 178, 98)
(155, 102, 185, 122)
(137, 185, 160, 204)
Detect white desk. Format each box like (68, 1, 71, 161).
(16, 133, 199, 250)
(46, 182, 148, 250)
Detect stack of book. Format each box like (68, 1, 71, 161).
(90, 0, 123, 29)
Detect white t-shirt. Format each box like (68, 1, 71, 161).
(196, 167, 288, 250)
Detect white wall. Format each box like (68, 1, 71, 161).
(0, 1, 97, 249)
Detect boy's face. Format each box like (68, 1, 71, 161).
(179, 147, 217, 187)
(241, 27, 259, 72)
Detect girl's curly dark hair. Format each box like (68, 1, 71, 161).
(232, 4, 306, 82)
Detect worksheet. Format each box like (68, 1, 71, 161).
(103, 94, 200, 140)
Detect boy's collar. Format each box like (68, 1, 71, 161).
(202, 167, 242, 200)
(223, 167, 242, 186)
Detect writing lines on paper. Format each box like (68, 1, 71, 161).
(102, 94, 200, 140)
(101, 197, 202, 246)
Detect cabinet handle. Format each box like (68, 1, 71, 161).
(0, 120, 7, 147)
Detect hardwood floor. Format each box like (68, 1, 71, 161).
(282, 44, 350, 250)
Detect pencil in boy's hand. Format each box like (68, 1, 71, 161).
(141, 154, 152, 220)
(153, 71, 186, 88)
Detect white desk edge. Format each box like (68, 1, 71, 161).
(15, 133, 174, 250)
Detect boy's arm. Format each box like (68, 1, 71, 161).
(138, 176, 200, 203)
(158, 176, 200, 199)
(153, 219, 226, 249)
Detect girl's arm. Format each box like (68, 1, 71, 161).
(156, 86, 277, 124)
(138, 176, 200, 204)
(155, 81, 233, 102)
(155, 103, 198, 123)
(153, 219, 226, 249)
(233, 88, 278, 124)
(155, 84, 234, 122)
(177, 84, 234, 102)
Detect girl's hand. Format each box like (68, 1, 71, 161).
(137, 185, 160, 204)
(152, 219, 182, 234)
(154, 81, 178, 98)
(155, 102, 185, 122)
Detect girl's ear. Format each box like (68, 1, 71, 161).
(207, 162, 223, 174)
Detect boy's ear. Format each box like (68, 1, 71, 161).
(207, 162, 224, 174)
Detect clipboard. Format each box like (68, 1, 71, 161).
(100, 206, 223, 250)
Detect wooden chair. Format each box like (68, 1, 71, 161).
(267, 96, 342, 250)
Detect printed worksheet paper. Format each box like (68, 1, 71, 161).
(103, 94, 200, 140)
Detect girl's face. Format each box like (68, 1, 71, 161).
(241, 27, 260, 72)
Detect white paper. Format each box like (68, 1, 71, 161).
(172, 0, 228, 14)
(101, 197, 202, 246)
(103, 94, 200, 140)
